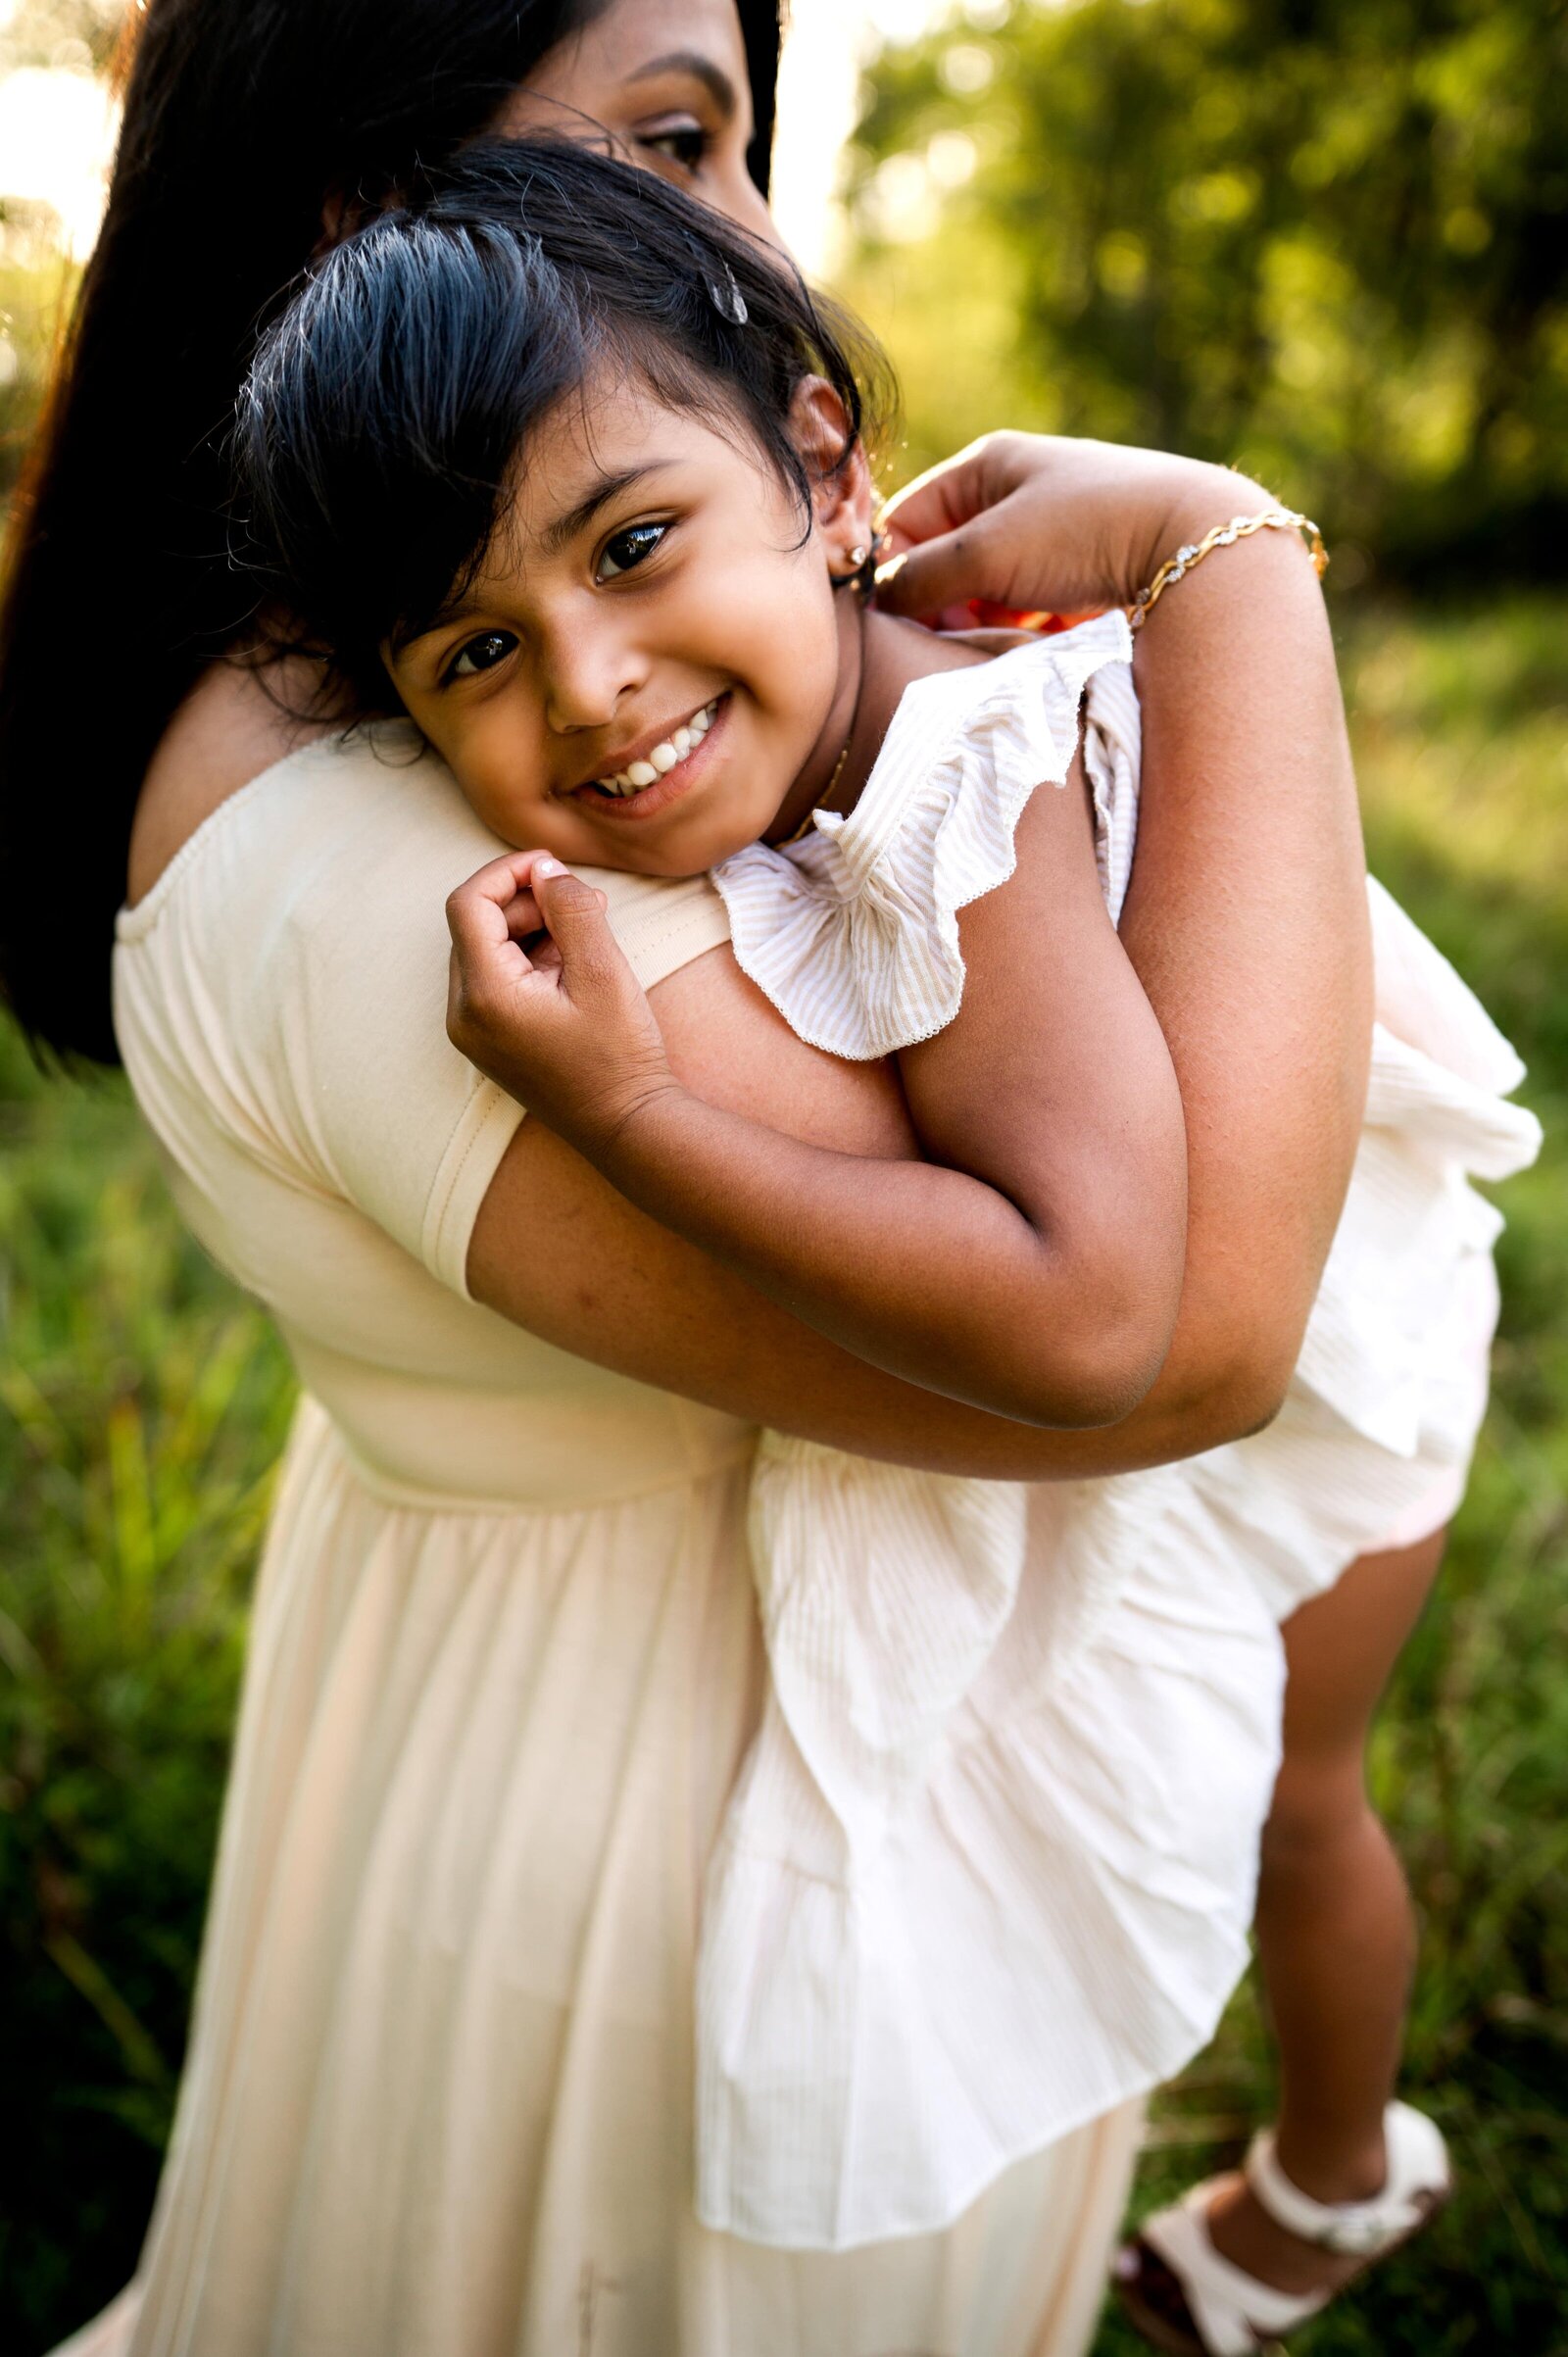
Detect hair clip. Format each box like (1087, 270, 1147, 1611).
(706, 262, 750, 326)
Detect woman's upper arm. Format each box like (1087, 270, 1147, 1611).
(1120, 526, 1372, 1428)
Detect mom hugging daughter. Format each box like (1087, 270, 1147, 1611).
(230, 141, 1538, 2353)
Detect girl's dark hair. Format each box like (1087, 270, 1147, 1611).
(233, 140, 893, 711)
(0, 1, 784, 1063)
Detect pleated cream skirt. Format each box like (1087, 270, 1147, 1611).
(53, 1399, 1140, 2357)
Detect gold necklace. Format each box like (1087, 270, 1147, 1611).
(776, 732, 855, 848)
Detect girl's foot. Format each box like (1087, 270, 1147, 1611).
(1113, 2101, 1450, 2355)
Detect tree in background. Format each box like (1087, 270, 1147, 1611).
(842, 0, 1568, 584)
(0, 1, 126, 511)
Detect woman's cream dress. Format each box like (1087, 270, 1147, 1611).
(55, 728, 1141, 2357)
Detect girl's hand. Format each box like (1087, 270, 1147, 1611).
(873, 433, 1265, 625)
(446, 852, 678, 1155)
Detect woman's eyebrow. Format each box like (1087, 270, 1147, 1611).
(621, 52, 739, 122)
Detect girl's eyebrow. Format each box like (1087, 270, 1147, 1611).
(621, 52, 739, 122)
(390, 463, 668, 661)
(538, 462, 661, 557)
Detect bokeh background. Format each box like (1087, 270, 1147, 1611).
(2, 2, 1565, 2349)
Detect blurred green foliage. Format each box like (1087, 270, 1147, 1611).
(842, 0, 1568, 584)
(0, 1026, 294, 2342)
(0, 240, 73, 511)
(0, 0, 125, 507)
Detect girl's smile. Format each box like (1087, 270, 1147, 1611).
(573, 692, 728, 817)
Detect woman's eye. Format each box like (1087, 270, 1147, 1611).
(449, 631, 516, 680)
(596, 523, 669, 582)
(638, 120, 709, 173)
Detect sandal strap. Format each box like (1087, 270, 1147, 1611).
(1244, 2102, 1451, 2256)
(1138, 2181, 1333, 2354)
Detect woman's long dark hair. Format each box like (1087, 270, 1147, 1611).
(0, 0, 783, 1063)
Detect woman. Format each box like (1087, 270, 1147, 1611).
(1, 3, 1381, 2352)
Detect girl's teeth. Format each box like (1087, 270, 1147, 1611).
(593, 702, 720, 797)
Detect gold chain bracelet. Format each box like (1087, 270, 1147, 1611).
(1128, 508, 1328, 631)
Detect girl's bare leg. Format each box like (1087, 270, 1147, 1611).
(1204, 1524, 1449, 2294)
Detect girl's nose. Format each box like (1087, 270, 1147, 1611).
(539, 619, 649, 735)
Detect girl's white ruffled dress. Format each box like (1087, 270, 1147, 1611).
(697, 614, 1542, 2253)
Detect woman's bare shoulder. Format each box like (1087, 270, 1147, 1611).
(127, 659, 337, 908)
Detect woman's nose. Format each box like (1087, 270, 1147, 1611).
(540, 621, 649, 735)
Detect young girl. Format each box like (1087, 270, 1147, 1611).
(234, 141, 1540, 2346)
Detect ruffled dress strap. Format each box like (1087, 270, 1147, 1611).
(711, 614, 1137, 1060)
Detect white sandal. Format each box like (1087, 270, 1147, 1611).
(1113, 2100, 1452, 2355)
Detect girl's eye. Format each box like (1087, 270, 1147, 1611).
(596, 522, 669, 582)
(638, 120, 709, 173)
(448, 630, 517, 680)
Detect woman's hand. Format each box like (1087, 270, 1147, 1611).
(874, 432, 1263, 623)
(446, 851, 677, 1154)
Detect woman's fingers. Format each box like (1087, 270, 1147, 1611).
(874, 501, 1027, 621)
(875, 429, 1250, 620)
(874, 436, 1052, 616)
(877, 432, 1014, 550)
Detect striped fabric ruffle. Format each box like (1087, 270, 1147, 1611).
(712, 614, 1138, 1060)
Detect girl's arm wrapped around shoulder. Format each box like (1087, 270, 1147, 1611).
(447, 797, 1185, 1432)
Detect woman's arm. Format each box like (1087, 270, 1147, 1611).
(877, 441, 1372, 1434)
(464, 448, 1368, 1475)
(448, 754, 1186, 1429)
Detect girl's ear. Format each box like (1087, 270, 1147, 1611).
(788, 376, 874, 564)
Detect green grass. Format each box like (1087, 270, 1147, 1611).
(0, 1045, 295, 2340)
(2, 597, 1565, 2354)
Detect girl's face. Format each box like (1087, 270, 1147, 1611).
(504, 0, 776, 248)
(383, 374, 872, 877)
